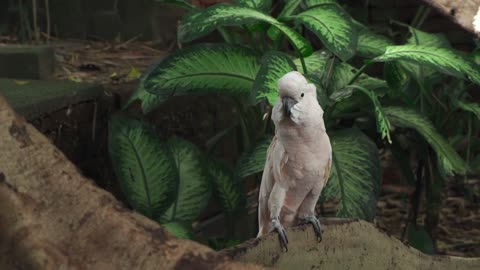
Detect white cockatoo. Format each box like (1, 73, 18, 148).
(474, 7, 480, 34)
(257, 71, 332, 251)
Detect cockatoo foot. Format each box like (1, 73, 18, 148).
(270, 218, 289, 252)
(299, 216, 323, 241)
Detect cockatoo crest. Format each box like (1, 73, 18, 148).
(278, 71, 316, 100)
(276, 71, 322, 126)
(474, 7, 480, 34)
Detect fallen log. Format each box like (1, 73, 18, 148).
(0, 94, 479, 270)
(221, 219, 480, 270)
(421, 0, 480, 36)
(0, 95, 263, 269)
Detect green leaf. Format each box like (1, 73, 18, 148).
(474, 50, 480, 65)
(296, 52, 387, 97)
(384, 61, 410, 93)
(143, 44, 260, 102)
(160, 138, 212, 223)
(208, 159, 244, 214)
(374, 45, 480, 85)
(455, 100, 480, 121)
(294, 51, 388, 111)
(384, 106, 468, 175)
(267, 0, 302, 42)
(236, 136, 272, 178)
(108, 113, 178, 219)
(303, 0, 337, 8)
(407, 225, 434, 255)
(356, 25, 394, 58)
(124, 82, 166, 114)
(407, 27, 451, 48)
(235, 0, 271, 13)
(330, 62, 388, 94)
(254, 51, 297, 105)
(323, 129, 381, 221)
(293, 50, 329, 73)
(399, 27, 451, 84)
(178, 4, 313, 56)
(294, 5, 357, 61)
(163, 222, 195, 239)
(346, 85, 392, 143)
(304, 74, 330, 108)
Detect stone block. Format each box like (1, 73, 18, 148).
(0, 78, 103, 119)
(0, 45, 55, 80)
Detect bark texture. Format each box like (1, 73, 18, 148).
(0, 95, 264, 270)
(422, 0, 480, 36)
(222, 219, 480, 270)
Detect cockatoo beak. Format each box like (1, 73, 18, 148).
(282, 96, 297, 117)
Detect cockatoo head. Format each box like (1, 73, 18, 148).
(278, 71, 317, 117)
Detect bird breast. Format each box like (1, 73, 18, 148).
(277, 124, 331, 175)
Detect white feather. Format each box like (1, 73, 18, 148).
(474, 7, 480, 33)
(290, 103, 303, 125)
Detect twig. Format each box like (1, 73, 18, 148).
(91, 100, 98, 142)
(32, 0, 40, 42)
(114, 35, 141, 50)
(45, 0, 50, 42)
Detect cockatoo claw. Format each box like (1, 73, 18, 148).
(270, 218, 289, 252)
(300, 216, 323, 241)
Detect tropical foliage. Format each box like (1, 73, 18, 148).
(110, 0, 480, 251)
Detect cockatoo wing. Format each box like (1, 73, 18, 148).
(257, 135, 289, 236)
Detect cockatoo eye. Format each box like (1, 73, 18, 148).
(301, 93, 304, 98)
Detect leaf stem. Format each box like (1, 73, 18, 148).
(243, 26, 257, 50)
(326, 60, 373, 117)
(346, 60, 373, 86)
(410, 5, 425, 29)
(465, 115, 472, 181)
(218, 27, 234, 44)
(297, 52, 308, 74)
(323, 55, 337, 96)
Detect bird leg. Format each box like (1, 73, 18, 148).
(270, 217, 289, 252)
(268, 183, 289, 251)
(298, 215, 323, 241)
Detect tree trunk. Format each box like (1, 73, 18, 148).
(421, 0, 480, 36)
(0, 95, 479, 270)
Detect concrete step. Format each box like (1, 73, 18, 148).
(0, 45, 55, 80)
(0, 78, 103, 120)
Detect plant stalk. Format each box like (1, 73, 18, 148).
(32, 0, 39, 42)
(45, 0, 50, 42)
(464, 115, 472, 183)
(323, 56, 337, 95)
(298, 53, 308, 74)
(346, 60, 373, 86)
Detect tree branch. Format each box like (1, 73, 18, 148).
(221, 219, 480, 270)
